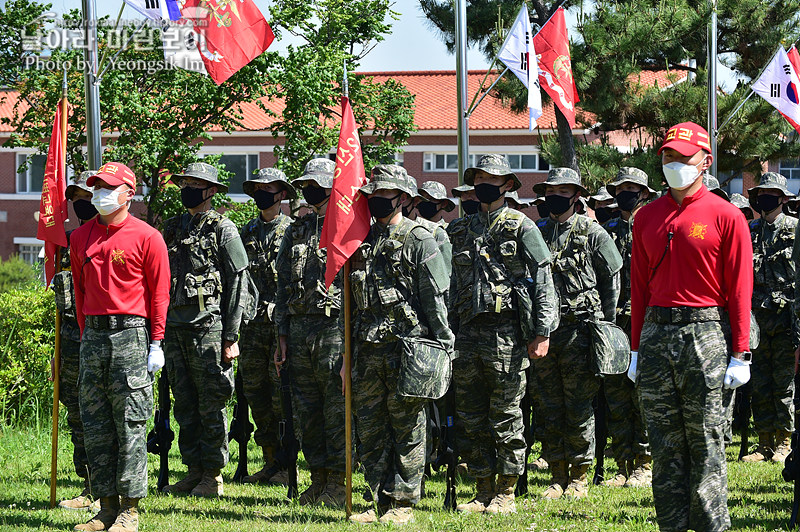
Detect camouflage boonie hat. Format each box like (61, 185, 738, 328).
(294, 158, 336, 189)
(703, 174, 729, 201)
(360, 164, 415, 196)
(587, 187, 615, 210)
(606, 167, 656, 197)
(463, 154, 521, 192)
(532, 167, 589, 196)
(451, 184, 474, 197)
(66, 170, 96, 200)
(505, 190, 530, 208)
(243, 167, 297, 200)
(407, 173, 419, 197)
(173, 162, 228, 194)
(730, 193, 752, 212)
(419, 181, 455, 211)
(747, 172, 795, 198)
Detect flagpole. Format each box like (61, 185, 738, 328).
(82, 0, 102, 170)
(467, 67, 509, 117)
(342, 59, 353, 519)
(455, 0, 469, 189)
(49, 70, 68, 509)
(708, 0, 718, 177)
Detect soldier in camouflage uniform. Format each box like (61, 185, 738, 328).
(162, 163, 250, 498)
(744, 172, 798, 463)
(274, 158, 347, 506)
(347, 164, 454, 525)
(449, 155, 558, 514)
(452, 184, 481, 216)
(54, 172, 97, 511)
(533, 167, 622, 500)
(703, 174, 730, 201)
(411, 179, 453, 265)
(600, 167, 655, 488)
(505, 190, 530, 212)
(730, 193, 754, 221)
(588, 187, 617, 224)
(238, 168, 295, 484)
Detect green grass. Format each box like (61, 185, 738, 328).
(0, 424, 793, 531)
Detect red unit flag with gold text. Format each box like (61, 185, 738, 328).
(37, 103, 69, 287)
(320, 96, 371, 289)
(533, 7, 580, 128)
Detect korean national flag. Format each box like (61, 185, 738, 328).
(753, 46, 800, 126)
(497, 4, 542, 130)
(123, 0, 181, 21)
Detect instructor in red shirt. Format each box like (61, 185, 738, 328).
(630, 123, 753, 532)
(70, 162, 170, 532)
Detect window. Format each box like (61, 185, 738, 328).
(780, 159, 800, 181)
(17, 154, 46, 193)
(216, 154, 259, 195)
(423, 152, 549, 172)
(18, 244, 43, 266)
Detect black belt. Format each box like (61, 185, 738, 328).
(86, 314, 148, 330)
(645, 306, 724, 324)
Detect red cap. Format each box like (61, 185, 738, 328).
(86, 162, 137, 189)
(658, 122, 712, 156)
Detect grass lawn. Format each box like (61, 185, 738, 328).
(0, 423, 793, 531)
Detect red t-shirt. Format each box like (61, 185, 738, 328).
(70, 214, 171, 341)
(630, 185, 753, 352)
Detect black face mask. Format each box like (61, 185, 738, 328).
(461, 200, 480, 215)
(536, 203, 550, 219)
(756, 194, 781, 214)
(72, 199, 98, 221)
(368, 194, 401, 219)
(402, 203, 413, 217)
(544, 194, 575, 216)
(594, 207, 613, 224)
(303, 185, 329, 206)
(615, 190, 641, 213)
(254, 189, 279, 210)
(475, 183, 504, 204)
(181, 186, 210, 209)
(417, 201, 441, 220)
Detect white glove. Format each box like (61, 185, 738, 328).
(723, 357, 751, 390)
(627, 351, 638, 383)
(148, 343, 165, 374)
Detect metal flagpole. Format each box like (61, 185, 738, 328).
(342, 59, 353, 519)
(455, 0, 469, 190)
(708, 0, 718, 177)
(82, 0, 102, 170)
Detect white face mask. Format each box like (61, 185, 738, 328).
(662, 160, 704, 190)
(91, 186, 126, 216)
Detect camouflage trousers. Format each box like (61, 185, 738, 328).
(454, 316, 528, 477)
(353, 340, 426, 504)
(79, 325, 152, 499)
(605, 374, 649, 462)
(750, 329, 795, 433)
(532, 322, 600, 467)
(165, 323, 234, 469)
(239, 318, 281, 451)
(288, 314, 346, 472)
(638, 311, 731, 532)
(60, 322, 90, 479)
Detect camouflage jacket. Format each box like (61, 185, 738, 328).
(240, 213, 292, 324)
(348, 217, 454, 349)
(537, 213, 622, 323)
(602, 216, 633, 325)
(450, 205, 558, 340)
(163, 210, 249, 342)
(274, 211, 342, 336)
(751, 213, 797, 337)
(414, 217, 452, 276)
(52, 233, 81, 342)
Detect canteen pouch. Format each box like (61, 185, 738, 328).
(589, 320, 630, 376)
(398, 337, 452, 400)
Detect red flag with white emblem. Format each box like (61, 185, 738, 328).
(533, 7, 580, 128)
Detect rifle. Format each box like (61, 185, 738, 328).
(516, 379, 533, 497)
(592, 381, 608, 485)
(432, 386, 457, 510)
(146, 371, 174, 492)
(228, 368, 254, 482)
(732, 382, 751, 461)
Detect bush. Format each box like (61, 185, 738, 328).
(0, 255, 40, 292)
(0, 285, 55, 427)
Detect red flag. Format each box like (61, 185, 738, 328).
(37, 101, 69, 287)
(781, 46, 800, 135)
(533, 7, 579, 128)
(320, 96, 371, 288)
(182, 0, 275, 85)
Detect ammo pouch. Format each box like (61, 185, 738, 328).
(588, 320, 630, 376)
(398, 337, 452, 400)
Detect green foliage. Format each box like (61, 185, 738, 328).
(224, 200, 261, 229)
(0, 286, 55, 427)
(0, 255, 40, 293)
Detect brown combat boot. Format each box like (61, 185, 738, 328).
(564, 464, 590, 499)
(190, 468, 223, 498)
(74, 496, 120, 532)
(316, 470, 346, 507)
(108, 497, 139, 532)
(773, 430, 793, 463)
(541, 460, 568, 499)
(243, 447, 288, 485)
(60, 478, 93, 510)
(742, 432, 774, 462)
(485, 474, 517, 514)
(379, 500, 415, 525)
(529, 456, 549, 471)
(162, 464, 203, 494)
(456, 475, 495, 513)
(602, 459, 631, 487)
(298, 468, 328, 505)
(625, 455, 652, 487)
